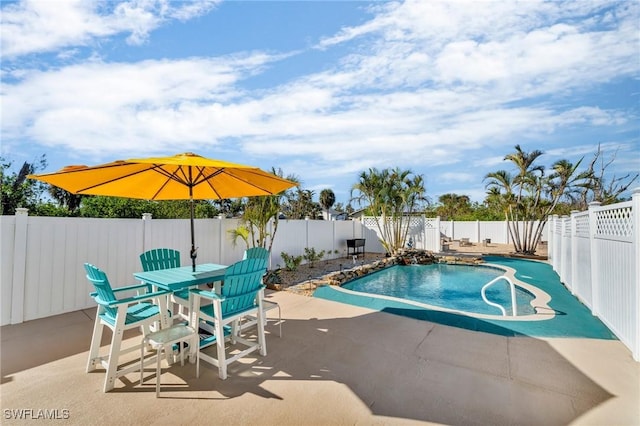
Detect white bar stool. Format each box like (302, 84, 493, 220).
(140, 324, 199, 397)
(239, 300, 282, 338)
(263, 300, 282, 338)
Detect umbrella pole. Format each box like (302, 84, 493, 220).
(189, 178, 197, 272)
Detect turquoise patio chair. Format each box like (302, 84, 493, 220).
(139, 248, 189, 321)
(190, 258, 267, 380)
(84, 263, 171, 392)
(242, 247, 282, 337)
(242, 247, 270, 265)
(140, 248, 181, 271)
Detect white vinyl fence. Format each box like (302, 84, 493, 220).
(1, 210, 374, 326)
(548, 188, 640, 361)
(363, 216, 548, 251)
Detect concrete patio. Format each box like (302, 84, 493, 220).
(2, 290, 639, 425)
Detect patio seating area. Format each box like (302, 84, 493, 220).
(2, 289, 639, 425)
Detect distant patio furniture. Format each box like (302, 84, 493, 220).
(84, 263, 170, 392)
(140, 324, 199, 397)
(441, 240, 450, 252)
(460, 238, 472, 247)
(482, 238, 491, 247)
(347, 238, 366, 258)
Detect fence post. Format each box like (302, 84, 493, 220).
(569, 210, 579, 295)
(305, 216, 310, 252)
(11, 208, 28, 324)
(632, 188, 640, 361)
(547, 215, 553, 265)
(559, 216, 567, 284)
(219, 217, 225, 266)
(142, 213, 152, 252)
(552, 214, 560, 271)
(435, 216, 441, 253)
(332, 220, 337, 259)
(588, 202, 601, 318)
(504, 220, 509, 244)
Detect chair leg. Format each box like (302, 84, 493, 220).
(155, 345, 162, 398)
(215, 321, 227, 380)
(86, 313, 104, 373)
(276, 304, 282, 338)
(103, 308, 127, 392)
(194, 334, 200, 379)
(140, 338, 147, 386)
(257, 303, 267, 357)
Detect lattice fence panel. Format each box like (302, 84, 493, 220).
(575, 213, 590, 237)
(595, 204, 633, 240)
(554, 219, 563, 233)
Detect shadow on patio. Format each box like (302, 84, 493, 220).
(1, 291, 637, 425)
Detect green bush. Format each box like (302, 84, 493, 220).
(303, 247, 325, 268)
(281, 252, 303, 271)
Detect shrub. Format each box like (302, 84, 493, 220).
(303, 247, 325, 268)
(281, 251, 303, 271)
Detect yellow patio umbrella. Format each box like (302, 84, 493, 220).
(29, 152, 297, 271)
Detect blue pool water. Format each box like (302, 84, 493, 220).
(342, 264, 536, 316)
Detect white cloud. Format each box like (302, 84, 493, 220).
(0, 0, 220, 58)
(1, 0, 638, 203)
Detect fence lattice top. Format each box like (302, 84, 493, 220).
(595, 205, 633, 239)
(575, 213, 589, 237)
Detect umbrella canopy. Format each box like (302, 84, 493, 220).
(29, 152, 297, 270)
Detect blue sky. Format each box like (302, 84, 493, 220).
(2, 0, 639, 208)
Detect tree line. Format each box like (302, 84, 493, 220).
(2, 144, 636, 255)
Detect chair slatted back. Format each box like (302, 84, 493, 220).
(140, 248, 181, 271)
(84, 263, 117, 318)
(220, 258, 266, 317)
(243, 247, 269, 264)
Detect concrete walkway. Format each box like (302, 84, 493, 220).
(1, 290, 638, 425)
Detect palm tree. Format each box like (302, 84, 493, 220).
(484, 146, 589, 254)
(48, 186, 84, 214)
(351, 167, 427, 254)
(232, 168, 298, 255)
(319, 189, 336, 220)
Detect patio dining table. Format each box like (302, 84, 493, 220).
(134, 263, 228, 328)
(134, 263, 228, 292)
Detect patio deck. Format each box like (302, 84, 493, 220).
(1, 290, 638, 425)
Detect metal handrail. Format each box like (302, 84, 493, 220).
(481, 276, 518, 316)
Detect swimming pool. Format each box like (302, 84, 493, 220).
(342, 263, 536, 316)
(315, 257, 618, 338)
